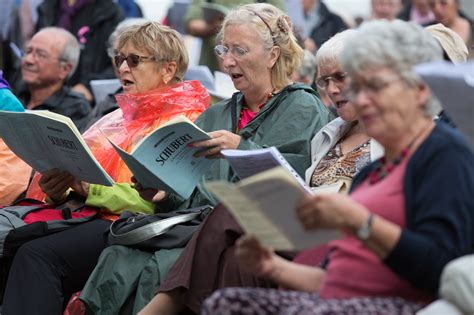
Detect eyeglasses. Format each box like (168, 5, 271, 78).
(214, 45, 249, 59)
(113, 54, 157, 68)
(24, 47, 66, 63)
(342, 75, 402, 100)
(316, 72, 347, 89)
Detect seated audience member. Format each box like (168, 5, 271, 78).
(86, 18, 149, 128)
(1, 22, 209, 315)
(397, 0, 435, 24)
(78, 4, 333, 314)
(425, 23, 469, 63)
(202, 20, 474, 314)
(36, 0, 124, 102)
(18, 27, 92, 131)
(139, 29, 380, 315)
(370, 0, 402, 20)
(301, 0, 348, 53)
(185, 0, 285, 73)
(428, 0, 472, 45)
(0, 71, 32, 205)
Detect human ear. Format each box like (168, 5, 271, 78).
(267, 45, 280, 69)
(416, 82, 430, 109)
(58, 62, 73, 81)
(162, 61, 177, 84)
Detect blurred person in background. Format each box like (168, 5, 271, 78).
(370, 0, 402, 20)
(301, 0, 348, 53)
(428, 0, 472, 46)
(35, 0, 124, 103)
(398, 0, 435, 24)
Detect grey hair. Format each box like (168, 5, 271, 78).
(107, 18, 150, 57)
(340, 20, 444, 116)
(40, 27, 80, 80)
(218, 3, 304, 90)
(316, 29, 357, 68)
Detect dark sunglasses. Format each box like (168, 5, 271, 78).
(316, 71, 348, 89)
(113, 54, 157, 68)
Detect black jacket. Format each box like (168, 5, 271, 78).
(308, 2, 348, 48)
(36, 0, 123, 88)
(20, 85, 92, 132)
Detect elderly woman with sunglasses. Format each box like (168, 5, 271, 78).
(2, 22, 210, 315)
(202, 20, 474, 315)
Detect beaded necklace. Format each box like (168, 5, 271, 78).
(368, 124, 429, 185)
(236, 91, 274, 133)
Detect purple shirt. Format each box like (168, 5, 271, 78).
(0, 71, 10, 89)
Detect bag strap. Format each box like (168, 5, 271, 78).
(109, 212, 201, 245)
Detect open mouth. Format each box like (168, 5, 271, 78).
(121, 79, 135, 87)
(335, 100, 348, 108)
(230, 73, 243, 80)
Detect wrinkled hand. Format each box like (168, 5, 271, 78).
(39, 169, 89, 202)
(131, 176, 167, 203)
(236, 235, 277, 278)
(296, 193, 366, 231)
(192, 130, 241, 159)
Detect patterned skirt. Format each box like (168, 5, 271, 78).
(202, 288, 425, 315)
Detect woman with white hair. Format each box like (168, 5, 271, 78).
(203, 19, 474, 314)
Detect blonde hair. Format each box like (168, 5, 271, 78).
(117, 21, 189, 82)
(219, 3, 304, 90)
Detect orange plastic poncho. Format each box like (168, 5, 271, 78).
(26, 80, 210, 200)
(0, 139, 32, 205)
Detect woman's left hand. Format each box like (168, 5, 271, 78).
(296, 193, 368, 231)
(192, 130, 241, 159)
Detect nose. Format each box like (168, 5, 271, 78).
(22, 51, 35, 64)
(351, 89, 372, 111)
(326, 79, 341, 96)
(118, 59, 130, 73)
(221, 53, 236, 69)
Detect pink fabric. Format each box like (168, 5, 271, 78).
(319, 157, 432, 302)
(238, 108, 259, 130)
(410, 7, 435, 25)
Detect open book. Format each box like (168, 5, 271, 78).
(107, 115, 214, 199)
(205, 167, 340, 250)
(0, 110, 114, 186)
(222, 147, 312, 193)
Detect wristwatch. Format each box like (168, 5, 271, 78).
(356, 213, 374, 240)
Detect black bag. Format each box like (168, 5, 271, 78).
(107, 205, 212, 251)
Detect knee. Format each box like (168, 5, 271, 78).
(12, 238, 55, 268)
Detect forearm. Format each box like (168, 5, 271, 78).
(268, 255, 326, 292)
(343, 203, 401, 259)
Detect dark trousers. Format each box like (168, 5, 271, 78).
(2, 219, 110, 315)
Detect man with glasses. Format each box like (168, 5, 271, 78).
(18, 27, 91, 132)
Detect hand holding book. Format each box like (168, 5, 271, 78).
(191, 130, 242, 159)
